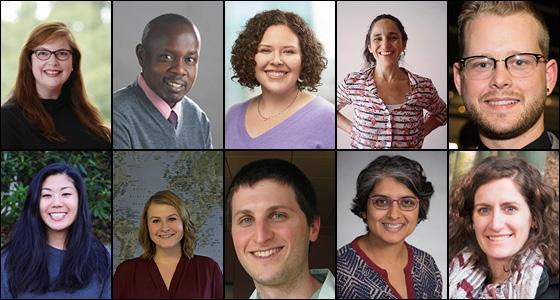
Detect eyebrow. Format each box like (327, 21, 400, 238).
(373, 32, 399, 37)
(474, 201, 521, 207)
(162, 48, 199, 55)
(149, 213, 178, 220)
(258, 44, 298, 48)
(233, 205, 296, 218)
(41, 186, 74, 191)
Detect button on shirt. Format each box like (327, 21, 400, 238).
(137, 74, 182, 130)
(337, 67, 447, 149)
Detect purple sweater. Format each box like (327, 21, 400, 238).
(225, 96, 335, 149)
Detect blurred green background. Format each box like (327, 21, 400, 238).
(1, 1, 111, 126)
(1, 151, 112, 248)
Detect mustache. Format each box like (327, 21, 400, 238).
(480, 91, 524, 102)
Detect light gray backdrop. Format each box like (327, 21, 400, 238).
(337, 151, 447, 296)
(112, 1, 223, 148)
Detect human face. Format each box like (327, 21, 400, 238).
(39, 174, 78, 235)
(137, 23, 200, 107)
(473, 178, 532, 267)
(255, 24, 302, 96)
(147, 203, 184, 252)
(453, 13, 558, 140)
(368, 19, 406, 69)
(31, 38, 73, 99)
(231, 179, 319, 287)
(362, 177, 419, 246)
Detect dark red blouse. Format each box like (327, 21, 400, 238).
(113, 255, 223, 299)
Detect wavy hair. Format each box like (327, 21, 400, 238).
(5, 21, 110, 144)
(449, 157, 559, 281)
(1, 163, 110, 297)
(138, 190, 197, 259)
(230, 9, 327, 92)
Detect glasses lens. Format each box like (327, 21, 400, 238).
(55, 50, 71, 60)
(371, 196, 390, 209)
(506, 54, 537, 77)
(35, 50, 51, 60)
(399, 197, 417, 210)
(465, 57, 494, 79)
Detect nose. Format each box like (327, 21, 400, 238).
(271, 50, 283, 65)
(489, 61, 512, 90)
(489, 210, 506, 231)
(169, 58, 188, 75)
(161, 220, 170, 231)
(254, 219, 273, 244)
(387, 202, 402, 219)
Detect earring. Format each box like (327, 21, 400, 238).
(297, 77, 303, 83)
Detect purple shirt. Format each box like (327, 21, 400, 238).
(225, 96, 335, 149)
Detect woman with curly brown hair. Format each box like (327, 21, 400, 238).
(113, 190, 223, 299)
(449, 156, 559, 299)
(226, 9, 334, 149)
(1, 22, 111, 149)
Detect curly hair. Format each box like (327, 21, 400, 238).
(350, 155, 434, 229)
(363, 14, 408, 68)
(230, 9, 327, 92)
(449, 157, 559, 281)
(138, 190, 197, 260)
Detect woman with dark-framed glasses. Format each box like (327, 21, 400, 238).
(337, 155, 442, 299)
(1, 21, 110, 149)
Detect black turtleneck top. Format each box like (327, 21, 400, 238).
(1, 96, 111, 149)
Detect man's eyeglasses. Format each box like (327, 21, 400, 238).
(32, 49, 73, 61)
(459, 53, 547, 80)
(368, 195, 419, 211)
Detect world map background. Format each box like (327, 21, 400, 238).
(112, 151, 223, 273)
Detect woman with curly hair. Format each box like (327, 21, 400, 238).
(337, 155, 442, 299)
(449, 156, 559, 299)
(113, 190, 223, 298)
(226, 9, 334, 149)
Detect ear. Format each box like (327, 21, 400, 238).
(309, 216, 320, 242)
(545, 59, 558, 96)
(136, 43, 145, 69)
(453, 62, 463, 97)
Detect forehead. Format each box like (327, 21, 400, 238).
(260, 24, 300, 46)
(42, 173, 75, 188)
(144, 23, 200, 53)
(36, 37, 71, 49)
(147, 203, 179, 216)
(463, 12, 542, 56)
(232, 179, 301, 213)
(371, 19, 401, 35)
(370, 176, 414, 196)
(474, 178, 526, 205)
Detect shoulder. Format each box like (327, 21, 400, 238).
(113, 84, 142, 112)
(336, 242, 355, 259)
(225, 100, 250, 122)
(115, 257, 146, 274)
(309, 96, 334, 113)
(190, 255, 220, 268)
(341, 68, 372, 84)
(1, 101, 23, 118)
(408, 244, 439, 269)
(405, 69, 436, 87)
(181, 96, 209, 121)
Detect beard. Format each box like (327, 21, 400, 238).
(465, 91, 546, 140)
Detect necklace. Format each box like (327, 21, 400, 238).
(257, 90, 299, 121)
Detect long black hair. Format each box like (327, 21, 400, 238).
(1, 162, 110, 297)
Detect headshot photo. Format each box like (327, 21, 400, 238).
(336, 1, 448, 149)
(449, 151, 559, 298)
(336, 152, 447, 299)
(1, 1, 111, 149)
(112, 151, 223, 299)
(1, 151, 112, 299)
(224, 151, 335, 298)
(112, 1, 223, 149)
(449, 1, 559, 149)
(225, 1, 335, 149)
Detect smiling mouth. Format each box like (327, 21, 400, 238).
(487, 234, 513, 241)
(158, 233, 175, 239)
(49, 212, 67, 221)
(43, 70, 62, 77)
(379, 51, 394, 56)
(484, 99, 520, 106)
(251, 246, 284, 258)
(382, 223, 405, 231)
(265, 71, 288, 79)
(163, 78, 186, 92)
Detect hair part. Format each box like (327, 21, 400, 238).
(230, 9, 327, 92)
(6, 21, 110, 144)
(363, 14, 408, 68)
(351, 155, 433, 231)
(226, 159, 318, 231)
(457, 1, 550, 58)
(2, 162, 110, 297)
(138, 190, 196, 260)
(449, 157, 559, 281)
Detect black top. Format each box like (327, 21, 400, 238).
(1, 97, 110, 150)
(536, 263, 559, 299)
(479, 130, 552, 150)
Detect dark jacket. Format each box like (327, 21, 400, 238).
(536, 263, 559, 299)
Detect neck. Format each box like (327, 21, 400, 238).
(47, 229, 67, 250)
(487, 258, 511, 284)
(37, 85, 61, 100)
(362, 233, 407, 268)
(479, 114, 545, 149)
(374, 64, 404, 82)
(255, 266, 321, 299)
(154, 245, 182, 262)
(260, 87, 300, 109)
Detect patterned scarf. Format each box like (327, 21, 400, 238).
(449, 247, 544, 299)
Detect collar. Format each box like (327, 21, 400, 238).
(479, 130, 552, 149)
(137, 74, 182, 121)
(249, 269, 335, 299)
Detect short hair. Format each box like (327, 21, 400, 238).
(138, 190, 197, 260)
(457, 1, 550, 58)
(2, 163, 110, 297)
(350, 155, 433, 228)
(226, 159, 318, 230)
(449, 157, 559, 281)
(141, 13, 195, 46)
(363, 14, 408, 68)
(230, 9, 327, 92)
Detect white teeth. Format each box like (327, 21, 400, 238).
(487, 100, 518, 105)
(159, 234, 174, 238)
(166, 81, 183, 88)
(44, 70, 61, 75)
(379, 51, 393, 55)
(267, 71, 286, 78)
(253, 247, 281, 257)
(383, 223, 404, 230)
(488, 235, 511, 241)
(49, 213, 66, 220)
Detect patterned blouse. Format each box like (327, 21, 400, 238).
(337, 67, 447, 148)
(337, 237, 442, 299)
